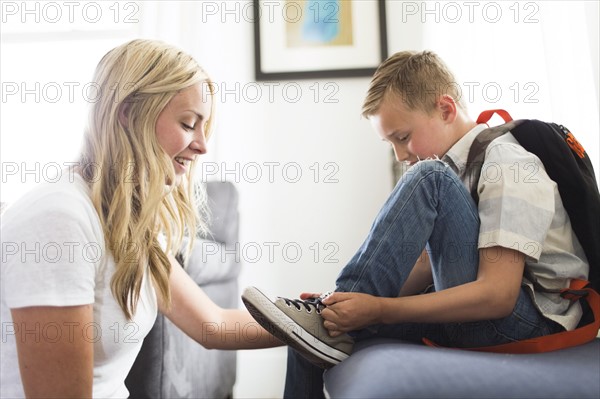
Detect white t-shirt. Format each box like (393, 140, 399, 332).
(1, 172, 158, 398)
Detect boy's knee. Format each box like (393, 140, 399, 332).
(404, 159, 449, 177)
(397, 160, 461, 190)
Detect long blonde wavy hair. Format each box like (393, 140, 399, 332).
(79, 39, 214, 319)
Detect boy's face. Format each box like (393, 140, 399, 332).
(370, 96, 455, 165)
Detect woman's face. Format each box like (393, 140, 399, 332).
(155, 83, 212, 184)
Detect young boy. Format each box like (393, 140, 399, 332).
(242, 51, 589, 397)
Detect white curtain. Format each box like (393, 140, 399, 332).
(414, 0, 599, 179)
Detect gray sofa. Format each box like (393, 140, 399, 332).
(125, 181, 241, 398)
(324, 337, 600, 398)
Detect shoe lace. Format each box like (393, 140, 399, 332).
(280, 292, 332, 314)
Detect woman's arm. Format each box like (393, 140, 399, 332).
(321, 246, 525, 336)
(11, 304, 94, 398)
(159, 254, 281, 350)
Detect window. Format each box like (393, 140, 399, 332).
(1, 1, 141, 203)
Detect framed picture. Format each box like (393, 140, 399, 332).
(253, 0, 388, 81)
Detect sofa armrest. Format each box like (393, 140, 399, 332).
(182, 181, 241, 286)
(205, 181, 239, 245)
(184, 238, 241, 286)
(125, 181, 241, 398)
(324, 338, 600, 398)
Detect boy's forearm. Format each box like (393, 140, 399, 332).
(379, 279, 513, 325)
(380, 246, 524, 325)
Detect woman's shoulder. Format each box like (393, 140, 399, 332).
(1, 172, 105, 309)
(2, 171, 103, 242)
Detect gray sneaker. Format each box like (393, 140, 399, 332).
(241, 286, 354, 369)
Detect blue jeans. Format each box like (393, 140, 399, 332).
(284, 160, 563, 398)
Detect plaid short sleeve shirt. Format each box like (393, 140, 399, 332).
(443, 124, 589, 330)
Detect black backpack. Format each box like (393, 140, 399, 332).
(466, 109, 600, 294)
(423, 109, 600, 353)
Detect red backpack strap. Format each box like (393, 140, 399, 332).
(477, 109, 514, 124)
(423, 280, 600, 354)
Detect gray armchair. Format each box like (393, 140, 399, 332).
(324, 336, 600, 398)
(126, 181, 241, 398)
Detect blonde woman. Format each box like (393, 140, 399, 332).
(1, 39, 279, 398)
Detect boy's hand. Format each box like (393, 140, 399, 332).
(320, 292, 381, 337)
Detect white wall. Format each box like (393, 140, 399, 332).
(211, 2, 597, 397)
(174, 3, 394, 397)
(3, 1, 596, 398)
(158, 1, 599, 397)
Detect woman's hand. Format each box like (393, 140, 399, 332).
(320, 292, 382, 337)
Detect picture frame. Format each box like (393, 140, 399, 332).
(253, 0, 388, 81)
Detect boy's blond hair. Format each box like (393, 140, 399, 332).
(362, 50, 465, 117)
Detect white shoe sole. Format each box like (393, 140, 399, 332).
(242, 287, 350, 369)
